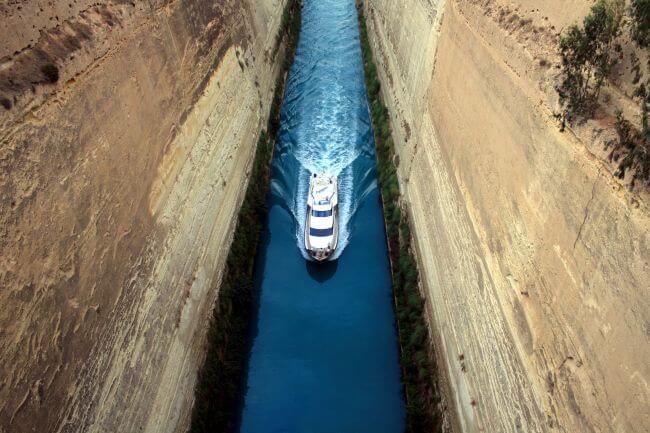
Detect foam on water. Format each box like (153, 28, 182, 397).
(239, 2, 405, 431)
(269, 0, 377, 260)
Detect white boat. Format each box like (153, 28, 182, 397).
(304, 173, 339, 261)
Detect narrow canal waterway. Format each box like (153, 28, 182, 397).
(239, 1, 405, 431)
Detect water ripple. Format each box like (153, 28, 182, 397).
(271, 0, 376, 260)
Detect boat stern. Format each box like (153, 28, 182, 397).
(308, 247, 334, 261)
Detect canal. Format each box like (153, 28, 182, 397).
(239, 0, 406, 432)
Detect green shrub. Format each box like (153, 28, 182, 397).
(41, 63, 59, 83)
(556, 0, 623, 122)
(610, 111, 650, 187)
(274, 0, 302, 56)
(188, 1, 302, 431)
(357, 4, 443, 432)
(189, 131, 271, 433)
(634, 79, 650, 139)
(630, 0, 650, 48)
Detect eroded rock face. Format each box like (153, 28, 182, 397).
(363, 0, 649, 432)
(0, 1, 288, 432)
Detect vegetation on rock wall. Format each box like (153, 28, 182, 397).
(188, 129, 271, 433)
(41, 63, 59, 84)
(609, 108, 650, 187)
(630, 0, 650, 48)
(556, 0, 624, 122)
(357, 4, 444, 432)
(557, 0, 649, 189)
(188, 2, 301, 432)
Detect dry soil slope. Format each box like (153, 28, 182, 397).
(0, 1, 288, 432)
(363, 0, 649, 432)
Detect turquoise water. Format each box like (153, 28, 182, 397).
(239, 1, 405, 431)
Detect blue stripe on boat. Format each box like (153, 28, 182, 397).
(309, 227, 334, 237)
(312, 209, 333, 217)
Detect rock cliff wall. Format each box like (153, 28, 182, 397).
(0, 1, 288, 432)
(363, 0, 649, 432)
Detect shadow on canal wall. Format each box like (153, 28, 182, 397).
(188, 2, 303, 432)
(357, 3, 449, 432)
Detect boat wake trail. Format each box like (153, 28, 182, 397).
(241, 2, 406, 432)
(269, 1, 377, 260)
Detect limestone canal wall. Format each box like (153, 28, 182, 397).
(362, 0, 650, 432)
(0, 1, 289, 432)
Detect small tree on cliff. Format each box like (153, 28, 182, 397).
(609, 110, 650, 188)
(556, 0, 624, 123)
(630, 0, 650, 48)
(40, 63, 59, 84)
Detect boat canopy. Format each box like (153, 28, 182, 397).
(305, 173, 339, 259)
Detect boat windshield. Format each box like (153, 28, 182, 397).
(312, 209, 333, 217)
(310, 227, 334, 237)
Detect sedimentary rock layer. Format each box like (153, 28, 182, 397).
(0, 1, 288, 432)
(363, 0, 649, 432)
